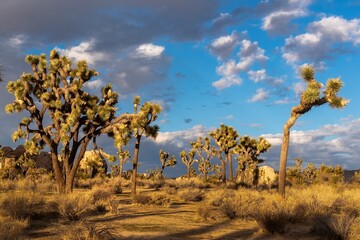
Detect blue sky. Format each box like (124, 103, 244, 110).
(1, 0, 360, 176)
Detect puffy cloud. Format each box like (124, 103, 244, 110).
(261, 118, 360, 169)
(212, 39, 268, 90)
(83, 79, 104, 90)
(208, 31, 242, 60)
(261, 0, 312, 35)
(212, 75, 242, 90)
(282, 16, 360, 66)
(292, 81, 306, 97)
(56, 40, 106, 65)
(249, 88, 269, 102)
(134, 43, 165, 58)
(154, 125, 209, 148)
(107, 43, 170, 92)
(248, 69, 266, 82)
(8, 34, 27, 48)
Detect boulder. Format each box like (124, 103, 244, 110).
(258, 166, 277, 185)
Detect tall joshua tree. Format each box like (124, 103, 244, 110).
(278, 66, 349, 196)
(190, 137, 215, 181)
(159, 149, 176, 178)
(210, 124, 238, 182)
(131, 96, 162, 195)
(5, 50, 133, 193)
(180, 150, 197, 179)
(116, 148, 130, 178)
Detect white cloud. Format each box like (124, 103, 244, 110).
(249, 88, 269, 102)
(248, 69, 266, 82)
(273, 97, 292, 105)
(83, 79, 104, 89)
(8, 34, 27, 48)
(261, 0, 312, 34)
(292, 81, 306, 97)
(212, 75, 242, 90)
(212, 39, 268, 90)
(209, 31, 241, 60)
(56, 40, 105, 65)
(261, 118, 360, 169)
(154, 125, 209, 148)
(282, 16, 360, 66)
(135, 43, 165, 58)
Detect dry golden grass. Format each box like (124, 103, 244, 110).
(0, 215, 29, 240)
(0, 177, 359, 239)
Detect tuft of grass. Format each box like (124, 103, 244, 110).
(177, 188, 205, 202)
(313, 214, 357, 240)
(254, 197, 289, 234)
(219, 198, 239, 220)
(57, 193, 92, 222)
(90, 187, 114, 213)
(132, 193, 152, 205)
(149, 192, 173, 207)
(57, 220, 118, 240)
(195, 204, 213, 221)
(0, 215, 29, 240)
(0, 192, 45, 219)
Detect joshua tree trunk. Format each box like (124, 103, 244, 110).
(119, 163, 123, 179)
(228, 154, 234, 181)
(221, 160, 227, 183)
(187, 166, 191, 179)
(279, 114, 299, 196)
(132, 135, 141, 195)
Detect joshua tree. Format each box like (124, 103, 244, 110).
(180, 150, 197, 179)
(113, 148, 130, 178)
(233, 136, 271, 186)
(5, 50, 133, 193)
(159, 149, 176, 178)
(278, 65, 349, 196)
(190, 137, 215, 181)
(131, 96, 162, 195)
(209, 124, 238, 182)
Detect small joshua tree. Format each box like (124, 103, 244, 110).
(114, 148, 130, 178)
(191, 137, 215, 181)
(5, 50, 133, 192)
(131, 96, 162, 195)
(278, 65, 349, 196)
(233, 136, 271, 186)
(159, 149, 176, 178)
(209, 124, 238, 182)
(180, 150, 197, 179)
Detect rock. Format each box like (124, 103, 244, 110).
(258, 166, 277, 185)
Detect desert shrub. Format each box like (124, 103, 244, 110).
(195, 204, 213, 221)
(90, 187, 114, 213)
(149, 192, 173, 207)
(171, 178, 208, 189)
(254, 197, 289, 234)
(139, 178, 164, 189)
(132, 193, 152, 205)
(15, 178, 37, 192)
(0, 192, 45, 219)
(313, 214, 357, 240)
(219, 198, 239, 220)
(206, 189, 235, 207)
(0, 179, 16, 192)
(177, 188, 205, 202)
(0, 216, 29, 240)
(57, 220, 117, 240)
(163, 186, 177, 195)
(57, 193, 92, 221)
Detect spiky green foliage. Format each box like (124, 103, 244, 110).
(279, 65, 349, 196)
(5, 50, 133, 193)
(209, 124, 238, 182)
(180, 150, 197, 179)
(233, 136, 271, 186)
(159, 149, 176, 177)
(190, 137, 216, 181)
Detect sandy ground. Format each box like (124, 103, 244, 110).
(24, 189, 323, 240)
